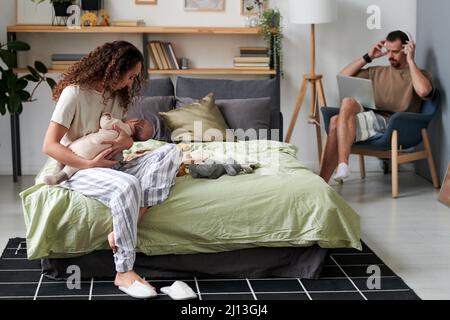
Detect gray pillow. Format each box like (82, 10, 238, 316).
(127, 96, 175, 141)
(176, 96, 271, 140)
(140, 78, 174, 97)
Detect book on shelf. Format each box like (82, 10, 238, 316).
(166, 43, 180, 70)
(51, 54, 86, 61)
(52, 60, 79, 65)
(161, 43, 175, 70)
(234, 63, 270, 69)
(234, 66, 271, 70)
(148, 41, 180, 70)
(148, 42, 164, 70)
(111, 20, 146, 27)
(240, 47, 269, 54)
(155, 42, 169, 70)
(234, 57, 270, 63)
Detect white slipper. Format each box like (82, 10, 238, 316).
(118, 281, 158, 299)
(160, 281, 197, 300)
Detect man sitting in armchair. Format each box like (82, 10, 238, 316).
(320, 30, 435, 183)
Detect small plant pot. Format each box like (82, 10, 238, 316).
(53, 2, 71, 17)
(81, 0, 102, 11)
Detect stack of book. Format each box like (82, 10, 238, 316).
(148, 41, 180, 70)
(51, 54, 86, 71)
(234, 47, 270, 70)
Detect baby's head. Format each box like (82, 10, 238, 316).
(125, 118, 154, 141)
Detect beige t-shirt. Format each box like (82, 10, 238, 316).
(51, 85, 127, 146)
(356, 66, 434, 117)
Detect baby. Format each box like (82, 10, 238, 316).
(44, 113, 154, 185)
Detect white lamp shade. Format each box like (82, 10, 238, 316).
(290, 0, 337, 25)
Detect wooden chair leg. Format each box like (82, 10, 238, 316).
(391, 130, 399, 198)
(359, 155, 366, 179)
(421, 128, 441, 189)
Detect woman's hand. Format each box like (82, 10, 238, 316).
(88, 148, 118, 169)
(102, 125, 134, 159)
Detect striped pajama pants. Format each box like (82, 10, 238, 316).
(61, 144, 183, 272)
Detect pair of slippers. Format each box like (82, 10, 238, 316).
(119, 280, 197, 300)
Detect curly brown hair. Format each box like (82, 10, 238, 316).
(53, 41, 145, 110)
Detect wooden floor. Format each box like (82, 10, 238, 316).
(0, 173, 449, 300)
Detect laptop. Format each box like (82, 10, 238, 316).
(337, 75, 377, 110)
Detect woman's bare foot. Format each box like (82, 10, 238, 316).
(107, 232, 118, 254)
(114, 270, 155, 291)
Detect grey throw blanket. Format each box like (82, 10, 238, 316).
(189, 158, 257, 180)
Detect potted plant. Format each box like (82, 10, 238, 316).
(81, 0, 102, 11)
(259, 8, 283, 75)
(32, 0, 75, 17)
(0, 40, 56, 116)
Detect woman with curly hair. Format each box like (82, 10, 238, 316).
(42, 41, 182, 299)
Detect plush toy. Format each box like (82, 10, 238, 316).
(80, 12, 98, 27)
(99, 9, 110, 26)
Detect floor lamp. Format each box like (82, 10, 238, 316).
(285, 0, 337, 164)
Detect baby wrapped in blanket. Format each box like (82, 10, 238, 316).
(44, 113, 154, 185)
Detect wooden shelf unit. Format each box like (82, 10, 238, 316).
(6, 24, 281, 183)
(7, 25, 263, 34)
(7, 25, 278, 77)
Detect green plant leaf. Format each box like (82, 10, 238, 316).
(0, 50, 16, 69)
(15, 79, 28, 91)
(23, 74, 40, 82)
(27, 66, 41, 80)
(34, 61, 48, 74)
(46, 77, 57, 89)
(0, 96, 7, 115)
(7, 94, 22, 114)
(7, 41, 31, 52)
(7, 74, 17, 90)
(17, 90, 31, 102)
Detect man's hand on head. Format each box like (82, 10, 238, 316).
(404, 40, 416, 65)
(368, 39, 387, 60)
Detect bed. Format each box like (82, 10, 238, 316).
(20, 77, 361, 280)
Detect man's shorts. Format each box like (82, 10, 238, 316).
(354, 102, 388, 143)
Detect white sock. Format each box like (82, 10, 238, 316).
(334, 163, 350, 182)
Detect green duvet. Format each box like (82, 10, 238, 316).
(21, 140, 362, 260)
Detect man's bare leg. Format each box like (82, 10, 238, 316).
(320, 116, 340, 182)
(334, 98, 360, 181)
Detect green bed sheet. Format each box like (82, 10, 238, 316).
(20, 140, 362, 260)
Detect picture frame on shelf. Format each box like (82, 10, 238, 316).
(184, 0, 225, 12)
(241, 0, 268, 16)
(135, 0, 158, 4)
(438, 164, 450, 207)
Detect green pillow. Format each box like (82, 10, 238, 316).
(159, 93, 234, 142)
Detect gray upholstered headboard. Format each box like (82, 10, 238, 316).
(139, 77, 283, 141)
(176, 77, 282, 136)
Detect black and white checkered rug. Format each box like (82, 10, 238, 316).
(0, 238, 420, 300)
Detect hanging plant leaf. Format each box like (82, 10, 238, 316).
(15, 79, 28, 91)
(0, 50, 16, 69)
(7, 74, 18, 90)
(7, 41, 31, 52)
(46, 77, 57, 90)
(17, 90, 31, 102)
(27, 66, 41, 80)
(34, 61, 48, 74)
(23, 74, 40, 82)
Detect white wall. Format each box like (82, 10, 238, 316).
(0, 0, 417, 175)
